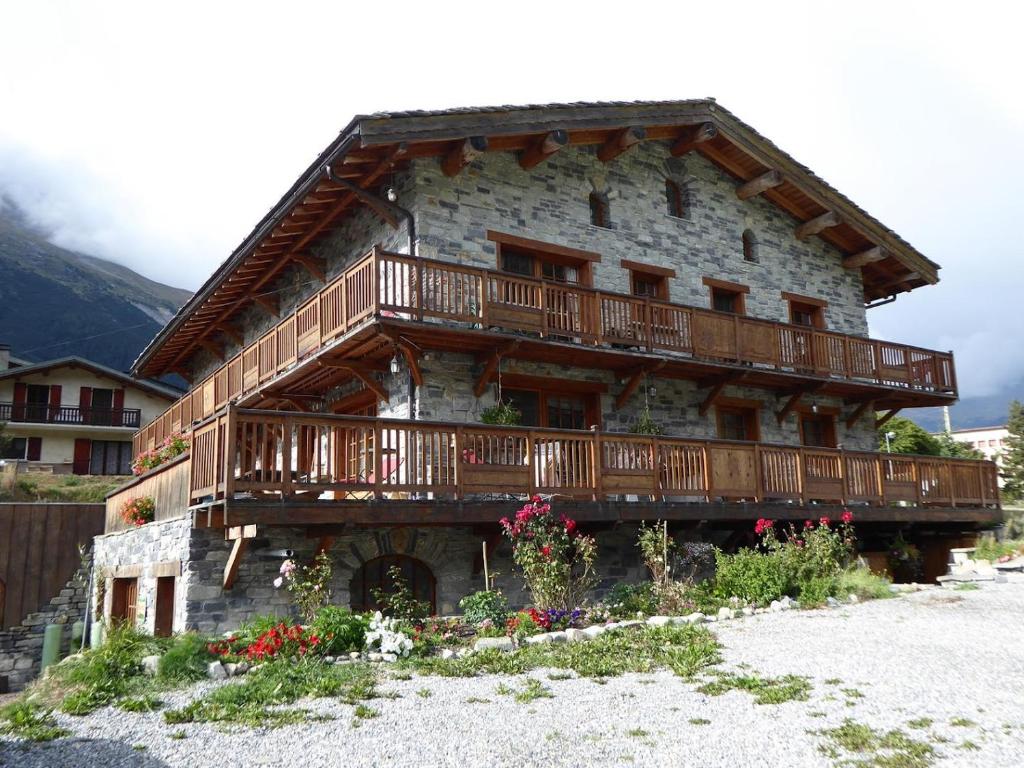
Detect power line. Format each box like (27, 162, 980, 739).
(16, 322, 156, 356)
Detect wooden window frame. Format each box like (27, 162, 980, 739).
(489, 231, 600, 288)
(665, 179, 685, 218)
(782, 292, 828, 329)
(501, 374, 605, 430)
(703, 277, 750, 316)
(621, 259, 675, 301)
(796, 408, 838, 448)
(714, 397, 761, 442)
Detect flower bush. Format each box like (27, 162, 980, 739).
(131, 433, 189, 475)
(207, 623, 321, 662)
(310, 606, 370, 655)
(458, 589, 510, 626)
(118, 496, 155, 527)
(365, 612, 414, 657)
(274, 552, 332, 621)
(500, 496, 597, 612)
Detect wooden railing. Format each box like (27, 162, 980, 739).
(135, 248, 958, 454)
(187, 408, 999, 510)
(0, 402, 142, 428)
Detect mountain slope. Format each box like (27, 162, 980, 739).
(0, 203, 192, 371)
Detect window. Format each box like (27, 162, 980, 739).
(742, 229, 758, 262)
(1, 437, 27, 460)
(799, 413, 837, 448)
(622, 260, 674, 301)
(25, 384, 50, 422)
(351, 555, 436, 614)
(503, 388, 596, 430)
(783, 292, 827, 329)
(89, 440, 133, 475)
(703, 278, 749, 315)
(110, 577, 138, 626)
(589, 192, 610, 228)
(665, 179, 686, 218)
(716, 401, 760, 442)
(490, 231, 599, 287)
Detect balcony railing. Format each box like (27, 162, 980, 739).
(135, 248, 958, 455)
(186, 408, 999, 510)
(0, 402, 141, 428)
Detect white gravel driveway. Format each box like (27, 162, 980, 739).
(4, 577, 1023, 768)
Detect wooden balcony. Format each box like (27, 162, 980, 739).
(0, 402, 142, 428)
(134, 248, 958, 455)
(181, 409, 999, 526)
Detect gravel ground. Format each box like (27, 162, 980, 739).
(4, 577, 1024, 768)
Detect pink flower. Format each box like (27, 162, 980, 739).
(273, 576, 283, 588)
(280, 560, 296, 576)
(841, 510, 853, 524)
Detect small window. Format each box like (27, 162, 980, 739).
(500, 249, 534, 277)
(110, 577, 139, 626)
(704, 278, 749, 315)
(0, 437, 27, 460)
(800, 414, 837, 448)
(665, 179, 685, 218)
(632, 273, 663, 299)
(742, 229, 758, 263)
(784, 293, 827, 329)
(589, 192, 610, 228)
(716, 405, 760, 442)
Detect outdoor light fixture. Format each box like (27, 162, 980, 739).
(647, 385, 657, 397)
(390, 353, 401, 374)
(386, 187, 398, 202)
(884, 430, 897, 453)
(812, 403, 819, 414)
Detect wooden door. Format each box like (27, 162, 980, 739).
(154, 577, 175, 637)
(73, 439, 92, 475)
(110, 577, 138, 626)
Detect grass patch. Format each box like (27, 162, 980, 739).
(514, 678, 553, 704)
(820, 719, 936, 767)
(464, 697, 491, 704)
(689, 718, 711, 725)
(953, 582, 980, 591)
(415, 688, 432, 699)
(169, 729, 187, 740)
(697, 672, 811, 705)
(907, 717, 933, 730)
(116, 694, 162, 713)
(163, 660, 377, 728)
(157, 633, 214, 684)
(353, 704, 378, 719)
(3, 473, 126, 503)
(400, 625, 719, 680)
(0, 701, 69, 742)
(842, 687, 865, 699)
(390, 671, 413, 681)
(959, 740, 980, 751)
(825, 678, 842, 685)
(626, 727, 649, 738)
(949, 717, 976, 728)
(547, 671, 574, 681)
(837, 568, 896, 601)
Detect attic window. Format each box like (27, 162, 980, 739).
(665, 179, 686, 218)
(589, 192, 610, 228)
(742, 229, 758, 263)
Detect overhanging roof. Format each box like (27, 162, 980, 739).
(133, 99, 940, 378)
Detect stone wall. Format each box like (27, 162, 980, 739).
(0, 551, 91, 692)
(412, 143, 868, 336)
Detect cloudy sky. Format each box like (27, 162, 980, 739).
(1, 1, 1021, 399)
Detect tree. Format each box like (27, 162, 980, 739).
(935, 431, 984, 460)
(1001, 400, 1024, 501)
(877, 416, 941, 455)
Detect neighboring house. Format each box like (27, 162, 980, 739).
(0, 346, 180, 475)
(99, 100, 1000, 635)
(935, 425, 1009, 486)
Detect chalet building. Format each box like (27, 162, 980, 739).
(98, 101, 1000, 636)
(0, 347, 179, 475)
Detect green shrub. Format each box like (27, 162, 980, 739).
(0, 701, 69, 742)
(837, 568, 894, 601)
(975, 536, 1024, 562)
(158, 633, 214, 683)
(604, 582, 658, 618)
(373, 565, 431, 622)
(796, 575, 836, 607)
(713, 548, 787, 606)
(458, 590, 511, 625)
(310, 606, 370, 655)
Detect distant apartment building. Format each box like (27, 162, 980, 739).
(935, 425, 1010, 486)
(0, 344, 180, 475)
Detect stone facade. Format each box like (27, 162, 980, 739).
(0, 551, 91, 691)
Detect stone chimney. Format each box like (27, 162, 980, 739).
(0, 343, 9, 371)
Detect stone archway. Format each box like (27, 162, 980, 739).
(349, 554, 436, 615)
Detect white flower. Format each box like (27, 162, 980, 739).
(273, 576, 283, 588)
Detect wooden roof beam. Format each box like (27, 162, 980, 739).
(776, 392, 804, 425)
(736, 169, 783, 201)
(597, 126, 646, 163)
(845, 399, 874, 429)
(843, 246, 887, 270)
(442, 136, 489, 176)
(874, 272, 921, 292)
(318, 361, 389, 403)
(380, 329, 425, 388)
(614, 361, 665, 410)
(216, 323, 244, 346)
(519, 130, 569, 170)
(876, 408, 902, 430)
(670, 122, 717, 156)
(473, 340, 521, 397)
(223, 537, 247, 590)
(291, 254, 326, 282)
(796, 210, 841, 241)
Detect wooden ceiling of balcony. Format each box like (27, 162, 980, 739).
(135, 100, 939, 379)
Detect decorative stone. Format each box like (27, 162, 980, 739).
(141, 655, 161, 676)
(703, 614, 717, 623)
(564, 628, 589, 643)
(847, 594, 859, 604)
(474, 636, 514, 652)
(717, 607, 735, 621)
(546, 631, 568, 644)
(349, 651, 361, 660)
(381, 652, 398, 663)
(525, 633, 553, 645)
(582, 625, 605, 639)
(770, 601, 782, 612)
(207, 661, 227, 680)
(741, 607, 754, 617)
(826, 597, 840, 608)
(368, 652, 383, 662)
(440, 648, 456, 659)
(646, 616, 672, 627)
(223, 662, 238, 677)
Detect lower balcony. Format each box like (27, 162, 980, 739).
(0, 402, 142, 428)
(115, 408, 998, 532)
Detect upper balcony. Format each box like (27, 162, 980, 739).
(134, 248, 957, 454)
(0, 402, 142, 429)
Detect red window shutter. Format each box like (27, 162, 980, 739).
(27, 437, 42, 462)
(73, 438, 92, 475)
(12, 382, 26, 420)
(79, 387, 92, 424)
(113, 389, 125, 427)
(48, 384, 62, 422)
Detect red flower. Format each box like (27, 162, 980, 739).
(819, 516, 831, 527)
(541, 544, 552, 559)
(841, 510, 853, 524)
(804, 519, 814, 529)
(754, 518, 774, 535)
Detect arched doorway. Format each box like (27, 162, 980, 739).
(350, 555, 436, 615)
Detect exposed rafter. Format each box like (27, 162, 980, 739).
(442, 136, 489, 176)
(291, 254, 326, 282)
(324, 167, 402, 228)
(775, 392, 804, 425)
(736, 170, 783, 200)
(317, 361, 389, 403)
(874, 272, 921, 291)
(614, 361, 665, 410)
(670, 122, 717, 156)
(519, 130, 569, 170)
(876, 408, 902, 429)
(597, 126, 646, 162)
(843, 246, 886, 270)
(473, 340, 521, 397)
(845, 399, 874, 429)
(381, 329, 425, 388)
(795, 210, 841, 241)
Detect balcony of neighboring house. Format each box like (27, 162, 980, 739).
(107, 407, 1001, 537)
(132, 247, 960, 455)
(0, 402, 142, 429)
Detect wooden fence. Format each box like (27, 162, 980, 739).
(134, 248, 959, 455)
(104, 455, 191, 534)
(0, 504, 104, 629)
(185, 408, 999, 511)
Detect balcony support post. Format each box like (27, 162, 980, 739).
(845, 399, 874, 429)
(876, 408, 901, 430)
